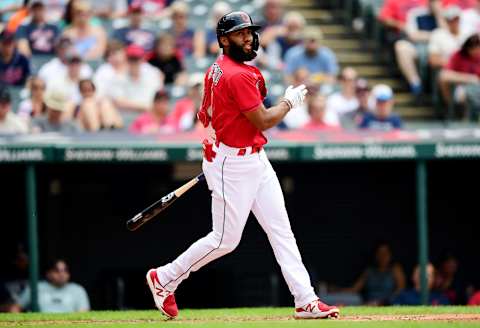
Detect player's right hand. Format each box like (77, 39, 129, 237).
(283, 84, 308, 109)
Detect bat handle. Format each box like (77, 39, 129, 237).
(174, 173, 205, 197)
(197, 173, 205, 182)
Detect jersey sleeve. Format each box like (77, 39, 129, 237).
(229, 71, 262, 112)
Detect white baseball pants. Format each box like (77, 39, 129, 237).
(156, 143, 317, 307)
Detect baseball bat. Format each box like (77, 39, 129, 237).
(126, 173, 205, 231)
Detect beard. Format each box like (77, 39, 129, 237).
(228, 39, 257, 62)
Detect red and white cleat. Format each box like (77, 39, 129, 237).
(294, 299, 339, 319)
(146, 269, 178, 318)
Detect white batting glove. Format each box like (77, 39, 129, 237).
(282, 84, 308, 109)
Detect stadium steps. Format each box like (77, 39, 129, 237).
(285, 0, 436, 121)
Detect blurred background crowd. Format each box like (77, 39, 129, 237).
(3, 0, 478, 137)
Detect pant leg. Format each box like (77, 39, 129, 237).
(251, 151, 317, 308)
(156, 153, 261, 291)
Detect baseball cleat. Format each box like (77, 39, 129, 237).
(146, 269, 178, 318)
(294, 299, 340, 319)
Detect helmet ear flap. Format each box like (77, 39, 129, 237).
(252, 31, 259, 51)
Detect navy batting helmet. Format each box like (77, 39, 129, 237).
(216, 11, 261, 50)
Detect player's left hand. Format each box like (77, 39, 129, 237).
(283, 84, 308, 109)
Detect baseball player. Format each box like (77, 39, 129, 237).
(146, 11, 339, 320)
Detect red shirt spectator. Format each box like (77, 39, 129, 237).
(442, 0, 476, 9)
(379, 0, 426, 27)
(446, 50, 480, 77)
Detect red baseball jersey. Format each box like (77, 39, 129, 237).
(198, 54, 268, 148)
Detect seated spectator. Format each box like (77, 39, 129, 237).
(343, 242, 406, 305)
(62, 0, 107, 60)
(461, 0, 480, 36)
(76, 79, 122, 131)
(41, 0, 68, 24)
(258, 0, 285, 48)
(302, 94, 340, 131)
(130, 89, 174, 134)
(434, 251, 466, 304)
(261, 11, 305, 70)
(112, 4, 155, 55)
(148, 34, 186, 86)
(284, 28, 338, 88)
(38, 37, 92, 84)
(358, 84, 403, 130)
(129, 0, 171, 21)
(282, 68, 316, 129)
(48, 50, 84, 105)
(0, 30, 30, 86)
(17, 75, 47, 122)
(394, 0, 443, 96)
(378, 0, 426, 48)
(439, 33, 480, 118)
(31, 88, 80, 133)
(93, 40, 126, 97)
(168, 1, 205, 59)
(340, 78, 372, 129)
(0, 86, 28, 134)
(324, 67, 359, 126)
(392, 263, 450, 305)
(15, 1, 60, 57)
(107, 44, 163, 113)
(428, 6, 467, 70)
(166, 73, 202, 131)
(17, 259, 90, 312)
(205, 2, 232, 56)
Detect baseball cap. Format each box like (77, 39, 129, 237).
(126, 44, 145, 59)
(372, 84, 393, 102)
(443, 6, 461, 20)
(153, 89, 169, 101)
(44, 89, 68, 111)
(0, 87, 11, 103)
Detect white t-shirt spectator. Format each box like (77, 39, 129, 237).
(324, 93, 359, 126)
(283, 103, 309, 129)
(461, 8, 480, 36)
(38, 58, 92, 86)
(106, 63, 162, 110)
(428, 28, 467, 61)
(0, 112, 28, 134)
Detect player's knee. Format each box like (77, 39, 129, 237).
(217, 237, 241, 254)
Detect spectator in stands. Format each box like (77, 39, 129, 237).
(168, 1, 205, 59)
(15, 1, 59, 57)
(62, 0, 107, 60)
(31, 88, 80, 133)
(88, 0, 127, 21)
(0, 30, 30, 86)
(107, 44, 163, 113)
(394, 0, 443, 97)
(340, 78, 372, 129)
(47, 50, 84, 105)
(434, 251, 466, 304)
(38, 37, 92, 83)
(258, 0, 285, 49)
(112, 4, 155, 55)
(264, 11, 306, 70)
(76, 79, 122, 131)
(93, 40, 127, 97)
(284, 28, 338, 88)
(392, 263, 450, 305)
(129, 0, 171, 21)
(0, 86, 28, 134)
(41, 0, 68, 24)
(324, 67, 359, 126)
(439, 33, 480, 117)
(17, 258, 90, 312)
(358, 84, 403, 130)
(282, 68, 314, 129)
(428, 6, 467, 69)
(461, 0, 480, 36)
(302, 94, 340, 131)
(342, 241, 406, 305)
(378, 0, 426, 47)
(166, 73, 202, 131)
(18, 75, 47, 122)
(148, 34, 186, 86)
(0, 2, 23, 28)
(205, 2, 231, 56)
(130, 89, 174, 134)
